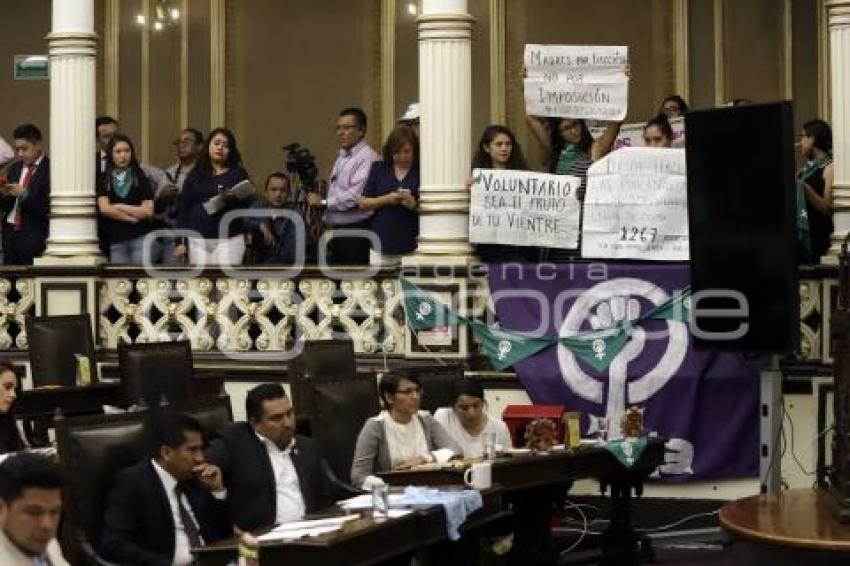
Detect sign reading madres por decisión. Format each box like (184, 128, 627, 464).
(524, 44, 629, 121)
(469, 168, 582, 249)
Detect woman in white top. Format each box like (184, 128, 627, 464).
(350, 373, 459, 488)
(434, 379, 512, 459)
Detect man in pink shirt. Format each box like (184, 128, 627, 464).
(308, 107, 378, 266)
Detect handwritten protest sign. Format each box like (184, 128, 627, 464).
(581, 147, 689, 260)
(524, 44, 629, 121)
(590, 117, 686, 149)
(469, 169, 582, 249)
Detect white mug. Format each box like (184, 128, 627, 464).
(464, 462, 492, 490)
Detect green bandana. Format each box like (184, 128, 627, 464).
(560, 326, 632, 373)
(555, 144, 585, 175)
(468, 321, 556, 371)
(400, 278, 461, 331)
(645, 288, 691, 323)
(602, 436, 648, 468)
(111, 168, 135, 199)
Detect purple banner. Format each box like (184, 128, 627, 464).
(488, 262, 759, 481)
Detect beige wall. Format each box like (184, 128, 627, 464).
(0, 0, 51, 148)
(724, 0, 784, 104)
(229, 0, 380, 185)
(507, 0, 677, 170)
(0, 1, 827, 178)
(688, 0, 716, 109)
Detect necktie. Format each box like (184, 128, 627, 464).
(13, 164, 36, 231)
(174, 484, 204, 548)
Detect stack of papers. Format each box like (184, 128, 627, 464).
(338, 493, 407, 511)
(256, 515, 358, 543)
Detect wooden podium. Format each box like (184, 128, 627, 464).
(720, 489, 850, 563)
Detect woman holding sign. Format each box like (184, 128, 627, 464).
(470, 125, 538, 262)
(797, 119, 834, 262)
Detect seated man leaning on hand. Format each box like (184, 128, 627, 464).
(101, 410, 232, 566)
(206, 383, 333, 532)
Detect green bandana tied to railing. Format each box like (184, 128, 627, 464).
(400, 278, 691, 373)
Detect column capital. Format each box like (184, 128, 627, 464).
(827, 0, 850, 27)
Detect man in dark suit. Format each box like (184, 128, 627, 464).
(101, 410, 232, 566)
(207, 383, 333, 531)
(0, 124, 50, 265)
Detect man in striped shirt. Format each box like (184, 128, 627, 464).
(309, 107, 378, 266)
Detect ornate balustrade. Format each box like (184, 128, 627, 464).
(0, 264, 837, 371)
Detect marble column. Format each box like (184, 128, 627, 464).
(38, 0, 102, 265)
(827, 0, 850, 262)
(404, 0, 475, 266)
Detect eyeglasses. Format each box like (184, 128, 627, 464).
(395, 386, 421, 396)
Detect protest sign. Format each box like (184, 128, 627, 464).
(524, 44, 628, 121)
(581, 147, 689, 260)
(469, 168, 582, 249)
(590, 117, 686, 149)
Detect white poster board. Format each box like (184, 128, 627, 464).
(581, 147, 689, 260)
(469, 168, 582, 249)
(589, 117, 686, 149)
(524, 44, 629, 121)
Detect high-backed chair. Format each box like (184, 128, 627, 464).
(26, 314, 97, 387)
(189, 394, 233, 439)
(56, 409, 149, 564)
(117, 340, 193, 407)
(310, 375, 379, 490)
(56, 397, 235, 564)
(290, 339, 357, 434)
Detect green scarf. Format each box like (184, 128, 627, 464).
(111, 168, 134, 199)
(795, 152, 832, 259)
(555, 144, 585, 175)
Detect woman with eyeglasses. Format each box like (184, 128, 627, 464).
(350, 373, 460, 489)
(658, 94, 689, 119)
(434, 378, 512, 459)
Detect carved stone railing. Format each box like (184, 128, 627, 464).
(0, 264, 838, 369)
(97, 267, 409, 356)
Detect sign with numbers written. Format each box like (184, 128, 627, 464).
(469, 168, 582, 249)
(523, 44, 629, 121)
(581, 147, 689, 261)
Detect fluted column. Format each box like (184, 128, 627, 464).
(827, 0, 850, 263)
(38, 0, 102, 265)
(404, 0, 475, 266)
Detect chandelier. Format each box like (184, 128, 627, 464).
(135, 0, 181, 32)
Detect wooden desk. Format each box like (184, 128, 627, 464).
(379, 439, 665, 566)
(378, 440, 664, 490)
(720, 488, 850, 564)
(15, 382, 124, 419)
(194, 490, 506, 566)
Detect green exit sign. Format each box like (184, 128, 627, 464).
(14, 55, 49, 80)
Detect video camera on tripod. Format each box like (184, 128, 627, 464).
(283, 142, 319, 190)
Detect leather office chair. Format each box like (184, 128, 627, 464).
(26, 314, 97, 387)
(310, 375, 379, 491)
(117, 340, 193, 407)
(56, 409, 149, 565)
(290, 339, 357, 435)
(188, 394, 234, 439)
(56, 397, 234, 564)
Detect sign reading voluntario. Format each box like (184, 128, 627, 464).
(469, 168, 582, 250)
